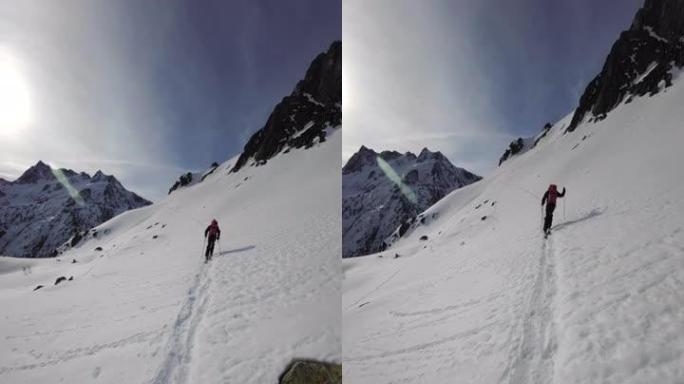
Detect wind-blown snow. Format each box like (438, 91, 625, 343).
(0, 129, 341, 383)
(343, 75, 684, 383)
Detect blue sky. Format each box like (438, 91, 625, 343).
(343, 0, 644, 175)
(0, 0, 341, 200)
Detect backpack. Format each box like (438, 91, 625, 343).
(547, 184, 558, 205)
(207, 223, 219, 238)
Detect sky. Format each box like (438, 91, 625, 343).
(0, 0, 341, 200)
(343, 0, 644, 176)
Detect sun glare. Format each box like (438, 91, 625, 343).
(0, 49, 31, 135)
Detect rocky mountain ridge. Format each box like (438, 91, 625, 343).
(0, 161, 150, 257)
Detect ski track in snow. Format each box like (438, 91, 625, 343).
(151, 262, 212, 384)
(504, 235, 559, 384)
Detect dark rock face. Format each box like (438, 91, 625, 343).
(278, 360, 341, 384)
(567, 0, 684, 132)
(231, 41, 341, 173)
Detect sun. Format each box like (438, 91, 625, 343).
(0, 49, 31, 135)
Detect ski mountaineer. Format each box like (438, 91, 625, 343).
(204, 219, 221, 261)
(541, 184, 566, 236)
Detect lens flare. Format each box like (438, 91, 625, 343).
(376, 156, 417, 204)
(52, 168, 85, 206)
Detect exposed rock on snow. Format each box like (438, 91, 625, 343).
(168, 162, 221, 195)
(498, 122, 553, 166)
(231, 41, 342, 173)
(0, 161, 151, 258)
(278, 360, 342, 384)
(342, 146, 480, 258)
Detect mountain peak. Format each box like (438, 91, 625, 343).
(343, 145, 379, 174)
(630, 0, 684, 41)
(417, 148, 447, 162)
(15, 161, 55, 184)
(567, 0, 684, 132)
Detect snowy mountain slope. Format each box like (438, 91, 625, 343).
(342, 57, 684, 384)
(342, 146, 480, 258)
(0, 128, 341, 384)
(0, 161, 150, 258)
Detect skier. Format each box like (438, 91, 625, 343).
(204, 219, 221, 261)
(541, 184, 566, 236)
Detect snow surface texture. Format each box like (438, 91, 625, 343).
(342, 147, 480, 258)
(0, 129, 341, 383)
(0, 163, 150, 258)
(343, 76, 684, 382)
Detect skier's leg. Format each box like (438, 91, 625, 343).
(209, 238, 215, 257)
(545, 204, 555, 233)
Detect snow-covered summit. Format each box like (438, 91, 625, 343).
(342, 146, 480, 258)
(0, 161, 150, 258)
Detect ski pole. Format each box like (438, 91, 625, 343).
(563, 196, 566, 222)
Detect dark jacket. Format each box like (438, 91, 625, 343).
(205, 223, 221, 240)
(542, 187, 565, 206)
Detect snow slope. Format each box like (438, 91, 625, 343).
(0, 129, 341, 384)
(343, 74, 684, 382)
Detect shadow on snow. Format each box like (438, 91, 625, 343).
(214, 245, 256, 257)
(552, 208, 603, 232)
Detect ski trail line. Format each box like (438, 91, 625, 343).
(507, 235, 559, 384)
(150, 262, 212, 384)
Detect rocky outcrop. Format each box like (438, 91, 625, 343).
(498, 122, 554, 166)
(231, 41, 341, 173)
(0, 161, 151, 258)
(567, 0, 684, 132)
(279, 360, 341, 384)
(343, 146, 481, 258)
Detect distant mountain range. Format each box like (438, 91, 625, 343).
(342, 146, 480, 258)
(0, 161, 150, 257)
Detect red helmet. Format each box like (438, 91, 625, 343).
(549, 184, 557, 192)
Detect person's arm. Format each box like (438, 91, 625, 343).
(541, 190, 548, 206)
(204, 226, 209, 237)
(217, 227, 221, 240)
(558, 187, 566, 198)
